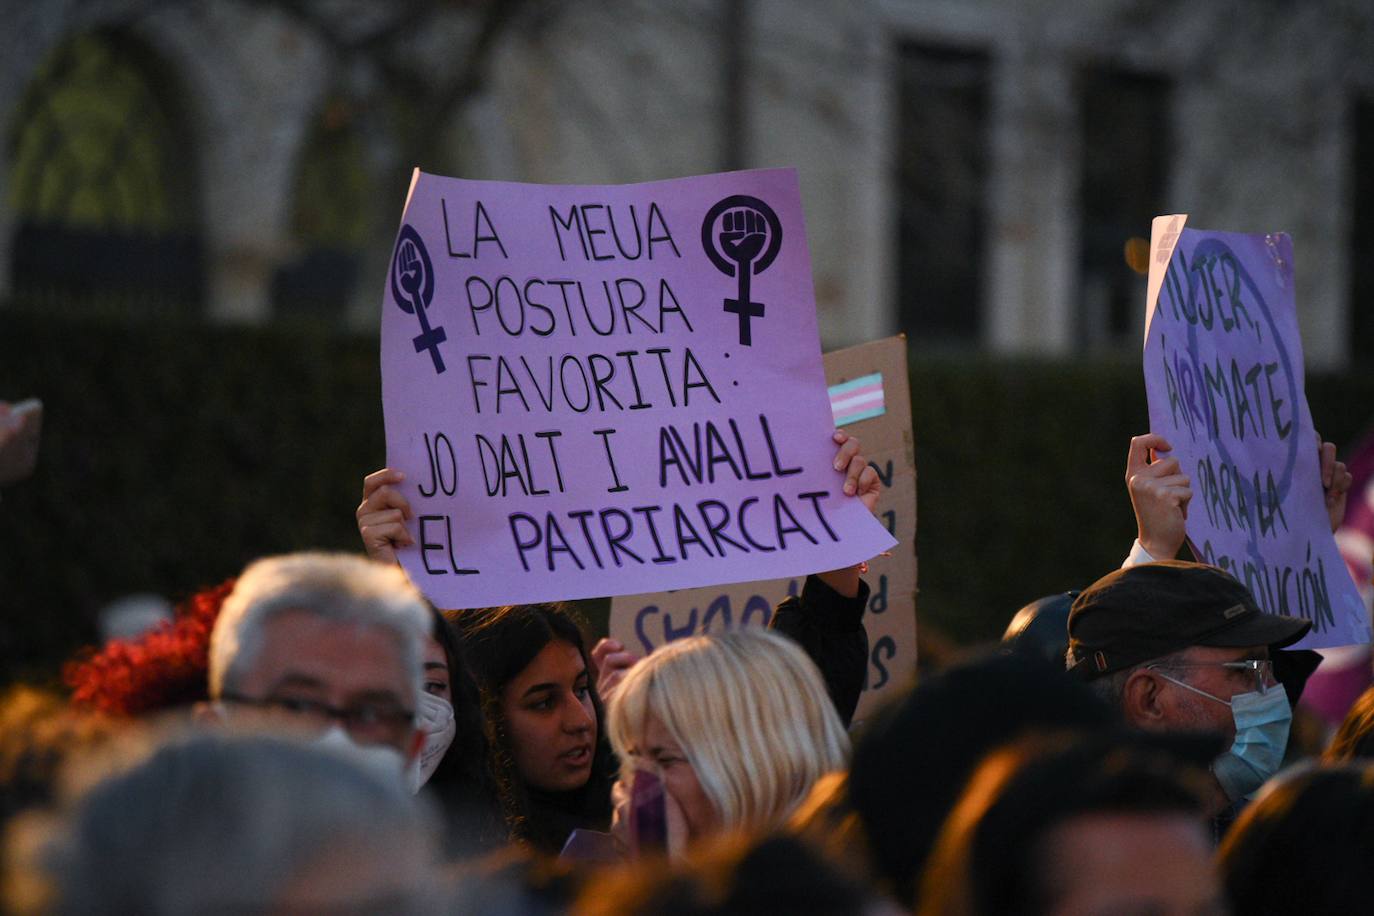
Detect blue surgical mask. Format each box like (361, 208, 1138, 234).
(1155, 673, 1292, 802)
(1215, 687, 1292, 800)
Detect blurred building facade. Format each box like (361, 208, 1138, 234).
(2, 0, 1372, 366)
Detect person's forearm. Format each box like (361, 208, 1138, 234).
(816, 564, 862, 598)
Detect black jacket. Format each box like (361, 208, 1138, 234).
(769, 574, 870, 728)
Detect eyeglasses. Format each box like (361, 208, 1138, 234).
(220, 692, 415, 747)
(1147, 659, 1276, 695)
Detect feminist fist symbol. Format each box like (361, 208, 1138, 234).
(720, 207, 768, 269)
(398, 241, 425, 301)
(702, 195, 783, 346)
(390, 224, 447, 374)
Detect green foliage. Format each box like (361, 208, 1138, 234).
(909, 354, 1374, 647)
(2, 311, 1371, 682)
(908, 354, 1145, 646)
(0, 312, 384, 683)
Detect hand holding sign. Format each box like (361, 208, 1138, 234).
(833, 429, 881, 512)
(1319, 438, 1353, 533)
(1141, 216, 1369, 647)
(1127, 431, 1354, 564)
(381, 169, 895, 609)
(357, 467, 414, 565)
(606, 335, 917, 727)
(1125, 433, 1192, 561)
(817, 430, 883, 600)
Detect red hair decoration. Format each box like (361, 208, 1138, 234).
(64, 579, 236, 717)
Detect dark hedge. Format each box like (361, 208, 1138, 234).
(3, 309, 1371, 683)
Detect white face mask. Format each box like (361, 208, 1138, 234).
(408, 693, 457, 793)
(312, 725, 408, 781)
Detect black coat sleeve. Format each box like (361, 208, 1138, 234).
(768, 574, 870, 728)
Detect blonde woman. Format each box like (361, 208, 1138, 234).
(605, 628, 850, 853)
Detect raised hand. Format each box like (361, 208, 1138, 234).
(1318, 435, 1353, 534)
(1125, 433, 1191, 561)
(817, 431, 882, 597)
(832, 430, 880, 514)
(357, 467, 414, 565)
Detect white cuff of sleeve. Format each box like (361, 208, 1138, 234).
(1122, 539, 1157, 569)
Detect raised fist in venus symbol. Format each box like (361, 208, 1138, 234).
(719, 207, 768, 271)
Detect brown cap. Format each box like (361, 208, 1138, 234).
(1067, 560, 1311, 679)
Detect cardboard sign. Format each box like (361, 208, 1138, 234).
(609, 337, 917, 724)
(1144, 215, 1370, 649)
(380, 169, 896, 608)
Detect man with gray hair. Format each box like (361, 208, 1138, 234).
(202, 552, 431, 767)
(16, 733, 443, 913)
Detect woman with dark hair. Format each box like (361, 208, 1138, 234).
(417, 606, 507, 855)
(356, 432, 883, 855)
(1217, 763, 1374, 915)
(454, 602, 616, 855)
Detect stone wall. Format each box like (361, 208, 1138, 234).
(1, 0, 1371, 364)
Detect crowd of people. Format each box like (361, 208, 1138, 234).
(3, 419, 1374, 915)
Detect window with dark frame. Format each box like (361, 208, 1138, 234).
(1077, 65, 1171, 351)
(7, 31, 203, 317)
(894, 41, 992, 346)
(271, 97, 374, 321)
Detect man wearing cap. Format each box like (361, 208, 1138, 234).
(1067, 560, 1310, 816)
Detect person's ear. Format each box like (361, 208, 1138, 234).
(1121, 669, 1168, 729)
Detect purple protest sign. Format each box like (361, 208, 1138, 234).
(380, 168, 896, 608)
(1143, 215, 1370, 649)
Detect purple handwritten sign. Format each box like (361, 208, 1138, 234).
(380, 168, 896, 608)
(1143, 216, 1370, 649)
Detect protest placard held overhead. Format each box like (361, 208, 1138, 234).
(1143, 215, 1369, 649)
(380, 168, 896, 608)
